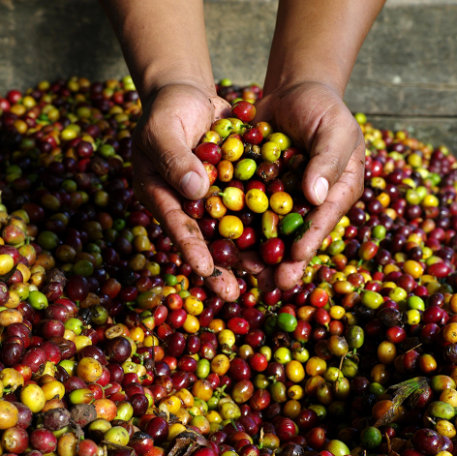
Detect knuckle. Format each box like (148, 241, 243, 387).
(355, 124, 364, 143)
(356, 141, 367, 160)
(349, 116, 362, 134)
(354, 130, 366, 153)
(355, 180, 365, 200)
(330, 200, 344, 220)
(324, 154, 345, 179)
(160, 151, 185, 183)
(133, 113, 163, 154)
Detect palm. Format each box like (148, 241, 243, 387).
(255, 82, 365, 290)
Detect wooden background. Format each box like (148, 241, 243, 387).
(0, 0, 456, 149)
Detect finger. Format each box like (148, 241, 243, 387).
(302, 103, 364, 206)
(291, 195, 344, 264)
(205, 267, 240, 302)
(238, 251, 266, 275)
(137, 107, 210, 201)
(292, 154, 365, 264)
(132, 149, 214, 277)
(256, 266, 276, 292)
(275, 260, 306, 291)
(212, 97, 232, 120)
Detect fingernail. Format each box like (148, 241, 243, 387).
(181, 171, 204, 199)
(314, 177, 329, 204)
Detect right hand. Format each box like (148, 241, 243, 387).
(132, 83, 244, 301)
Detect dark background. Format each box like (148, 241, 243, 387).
(0, 0, 456, 149)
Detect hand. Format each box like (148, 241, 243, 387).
(132, 83, 243, 301)
(254, 81, 366, 290)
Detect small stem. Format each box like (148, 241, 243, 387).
(406, 343, 422, 354)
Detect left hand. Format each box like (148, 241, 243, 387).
(254, 81, 366, 290)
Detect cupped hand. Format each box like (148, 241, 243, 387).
(132, 83, 244, 301)
(254, 81, 366, 290)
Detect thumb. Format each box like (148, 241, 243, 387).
(301, 110, 363, 206)
(139, 114, 210, 201)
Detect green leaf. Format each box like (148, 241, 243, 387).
(210, 268, 222, 278)
(294, 220, 312, 242)
(373, 376, 429, 427)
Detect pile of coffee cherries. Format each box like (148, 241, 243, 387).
(0, 76, 456, 456)
(216, 79, 263, 105)
(186, 97, 313, 268)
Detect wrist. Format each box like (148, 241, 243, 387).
(263, 62, 347, 100)
(134, 60, 217, 103)
(104, 0, 216, 103)
(262, 0, 385, 100)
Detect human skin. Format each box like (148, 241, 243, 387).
(100, 0, 386, 299)
(254, 0, 387, 289)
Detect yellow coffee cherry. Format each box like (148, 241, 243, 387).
(270, 192, 293, 215)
